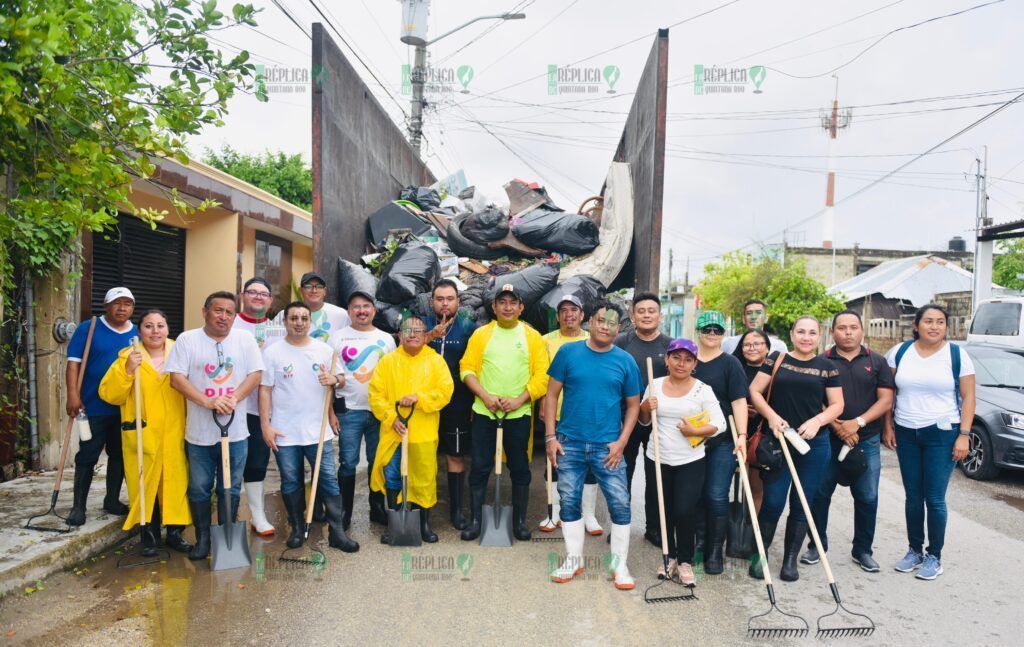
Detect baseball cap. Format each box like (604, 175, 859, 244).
(666, 338, 698, 357)
(696, 310, 726, 330)
(243, 277, 272, 293)
(103, 287, 135, 304)
(493, 283, 522, 302)
(300, 271, 327, 287)
(837, 445, 868, 486)
(557, 295, 584, 311)
(347, 290, 376, 306)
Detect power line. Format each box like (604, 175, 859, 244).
(471, 0, 581, 79)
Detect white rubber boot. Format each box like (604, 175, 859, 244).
(539, 487, 561, 531)
(609, 523, 635, 590)
(550, 519, 586, 583)
(582, 483, 604, 536)
(245, 481, 275, 537)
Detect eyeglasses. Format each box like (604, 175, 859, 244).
(401, 329, 426, 337)
(700, 326, 725, 336)
(301, 283, 326, 292)
(742, 341, 766, 350)
(243, 289, 271, 298)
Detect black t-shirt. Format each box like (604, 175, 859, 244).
(759, 352, 841, 429)
(695, 352, 750, 445)
(613, 331, 670, 387)
(424, 311, 477, 412)
(742, 362, 767, 436)
(824, 346, 895, 437)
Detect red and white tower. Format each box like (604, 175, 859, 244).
(821, 76, 852, 252)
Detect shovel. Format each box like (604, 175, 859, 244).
(480, 411, 514, 547)
(532, 458, 561, 543)
(386, 403, 421, 547)
(210, 410, 252, 571)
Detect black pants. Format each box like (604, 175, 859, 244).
(469, 414, 531, 488)
(660, 457, 706, 564)
(244, 414, 271, 482)
(74, 414, 122, 466)
(624, 422, 658, 532)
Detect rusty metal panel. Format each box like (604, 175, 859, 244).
(613, 28, 668, 294)
(312, 23, 435, 299)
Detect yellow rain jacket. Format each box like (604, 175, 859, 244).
(99, 341, 191, 530)
(369, 345, 453, 508)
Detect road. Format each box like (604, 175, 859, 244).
(1, 448, 1021, 646)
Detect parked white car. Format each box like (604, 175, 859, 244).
(968, 297, 1024, 349)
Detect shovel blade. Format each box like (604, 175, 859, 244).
(480, 505, 514, 547)
(387, 508, 422, 547)
(211, 521, 252, 571)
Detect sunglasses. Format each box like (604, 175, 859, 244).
(215, 341, 225, 369)
(700, 326, 725, 335)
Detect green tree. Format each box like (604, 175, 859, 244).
(993, 238, 1024, 290)
(696, 252, 846, 334)
(0, 0, 261, 298)
(202, 145, 312, 211)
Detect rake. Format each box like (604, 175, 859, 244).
(643, 358, 697, 604)
(778, 431, 876, 639)
(532, 458, 561, 543)
(729, 416, 808, 638)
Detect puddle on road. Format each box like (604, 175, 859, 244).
(994, 492, 1024, 513)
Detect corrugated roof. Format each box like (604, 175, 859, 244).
(828, 255, 975, 306)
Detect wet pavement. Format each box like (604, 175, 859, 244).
(1, 447, 1021, 646)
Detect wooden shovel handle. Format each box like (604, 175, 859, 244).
(729, 414, 775, 586)
(646, 358, 671, 559)
(305, 352, 338, 525)
(54, 316, 97, 490)
(132, 338, 147, 526)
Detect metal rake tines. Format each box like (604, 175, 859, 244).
(25, 496, 73, 533)
(279, 545, 327, 566)
(817, 584, 876, 638)
(747, 585, 810, 639)
(643, 579, 698, 604)
(817, 626, 875, 638)
(748, 626, 809, 639)
(531, 536, 563, 542)
(117, 545, 170, 569)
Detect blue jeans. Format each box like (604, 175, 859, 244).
(384, 447, 403, 491)
(759, 433, 831, 525)
(338, 409, 380, 481)
(701, 439, 737, 521)
(810, 434, 881, 556)
(895, 424, 957, 559)
(555, 434, 631, 526)
(186, 440, 247, 502)
(469, 415, 532, 488)
(274, 442, 340, 497)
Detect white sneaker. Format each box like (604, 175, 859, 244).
(551, 520, 585, 583)
(609, 523, 634, 590)
(582, 483, 604, 536)
(539, 486, 561, 532)
(245, 481, 275, 537)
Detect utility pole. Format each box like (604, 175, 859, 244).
(973, 146, 992, 308)
(820, 75, 852, 286)
(667, 248, 673, 302)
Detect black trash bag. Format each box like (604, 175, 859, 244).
(376, 243, 440, 305)
(446, 214, 507, 261)
(409, 292, 434, 319)
(512, 208, 599, 256)
(459, 284, 486, 312)
(367, 202, 432, 249)
(486, 263, 559, 312)
(399, 186, 441, 211)
(461, 207, 510, 244)
(337, 258, 379, 305)
(537, 275, 606, 317)
(373, 301, 405, 334)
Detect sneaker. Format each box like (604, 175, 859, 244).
(676, 562, 696, 587)
(800, 545, 820, 565)
(915, 554, 943, 580)
(894, 549, 924, 573)
(852, 552, 880, 573)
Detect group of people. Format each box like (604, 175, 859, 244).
(62, 277, 973, 585)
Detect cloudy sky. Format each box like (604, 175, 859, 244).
(190, 0, 1024, 283)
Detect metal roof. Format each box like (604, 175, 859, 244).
(828, 255, 975, 306)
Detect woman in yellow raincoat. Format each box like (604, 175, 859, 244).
(370, 314, 454, 544)
(99, 309, 191, 554)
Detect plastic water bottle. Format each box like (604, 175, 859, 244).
(76, 411, 92, 442)
(783, 427, 810, 455)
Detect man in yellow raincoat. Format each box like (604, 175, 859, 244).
(99, 310, 191, 555)
(369, 314, 453, 544)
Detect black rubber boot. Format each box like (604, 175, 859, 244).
(368, 490, 388, 526)
(380, 489, 400, 545)
(188, 500, 212, 561)
(230, 495, 242, 523)
(511, 484, 532, 541)
(460, 487, 485, 541)
(281, 489, 307, 549)
(140, 501, 162, 557)
(448, 472, 467, 530)
(311, 488, 326, 523)
(705, 516, 728, 575)
(780, 518, 808, 582)
(103, 459, 129, 515)
(165, 525, 193, 553)
(324, 493, 360, 553)
(417, 505, 438, 543)
(67, 467, 94, 527)
(340, 475, 356, 531)
(749, 519, 778, 580)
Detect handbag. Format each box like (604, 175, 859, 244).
(725, 472, 755, 559)
(746, 351, 786, 466)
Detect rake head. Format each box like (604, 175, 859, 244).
(816, 583, 876, 638)
(747, 584, 809, 639)
(278, 533, 327, 566)
(531, 535, 562, 543)
(116, 541, 169, 569)
(24, 493, 73, 534)
(644, 558, 698, 604)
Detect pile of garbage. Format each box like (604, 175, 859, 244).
(338, 178, 630, 334)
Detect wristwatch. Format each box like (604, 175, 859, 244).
(855, 416, 866, 428)
(958, 428, 971, 437)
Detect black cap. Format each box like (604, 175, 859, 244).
(836, 445, 868, 486)
(347, 290, 376, 306)
(300, 271, 327, 287)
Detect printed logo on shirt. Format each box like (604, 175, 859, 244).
(282, 364, 295, 379)
(341, 339, 389, 384)
(204, 357, 234, 384)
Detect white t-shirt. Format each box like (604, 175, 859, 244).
(233, 313, 286, 414)
(886, 342, 975, 430)
(328, 326, 396, 411)
(644, 377, 726, 466)
(722, 333, 787, 355)
(165, 327, 265, 445)
(274, 302, 351, 344)
(261, 338, 336, 446)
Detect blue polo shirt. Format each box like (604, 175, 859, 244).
(67, 316, 138, 417)
(548, 341, 642, 443)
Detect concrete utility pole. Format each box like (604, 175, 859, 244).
(820, 75, 852, 286)
(972, 146, 992, 308)
(400, 1, 525, 154)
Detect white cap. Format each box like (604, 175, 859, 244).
(103, 287, 135, 304)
